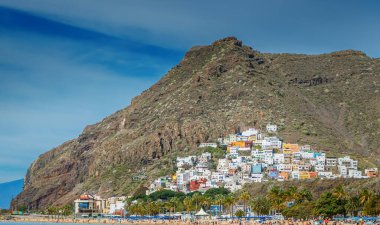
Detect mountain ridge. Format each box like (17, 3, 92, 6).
(12, 37, 380, 209)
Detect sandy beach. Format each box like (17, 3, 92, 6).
(1, 216, 377, 225)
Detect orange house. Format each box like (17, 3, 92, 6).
(283, 143, 300, 153)
(365, 168, 378, 177)
(309, 172, 318, 178)
(279, 172, 290, 180)
(228, 168, 237, 176)
(230, 141, 246, 148)
(231, 141, 252, 148)
(367, 171, 377, 177)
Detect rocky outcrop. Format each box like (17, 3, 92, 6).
(12, 37, 380, 209)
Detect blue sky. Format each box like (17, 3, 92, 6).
(0, 0, 379, 183)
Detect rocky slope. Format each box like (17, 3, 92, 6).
(12, 37, 380, 209)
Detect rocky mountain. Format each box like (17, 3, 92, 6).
(12, 37, 380, 209)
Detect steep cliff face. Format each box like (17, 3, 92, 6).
(13, 37, 380, 209)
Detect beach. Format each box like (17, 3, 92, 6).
(0, 216, 377, 225)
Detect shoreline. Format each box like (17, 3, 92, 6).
(0, 216, 374, 225)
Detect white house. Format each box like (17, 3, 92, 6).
(224, 182, 242, 192)
(198, 152, 212, 163)
(291, 171, 300, 179)
(300, 145, 311, 151)
(338, 165, 348, 177)
(251, 150, 265, 159)
(300, 152, 314, 159)
(266, 124, 278, 133)
(262, 137, 282, 149)
(228, 162, 238, 170)
(318, 171, 333, 178)
(217, 159, 229, 174)
(263, 157, 274, 165)
(199, 143, 218, 148)
(348, 169, 362, 178)
(326, 157, 338, 167)
(242, 128, 259, 137)
(315, 164, 325, 172)
(338, 156, 358, 169)
(316, 155, 326, 165)
(273, 153, 285, 164)
(177, 156, 196, 168)
(237, 136, 249, 141)
(211, 172, 226, 182)
(176, 171, 190, 188)
(229, 134, 237, 142)
(108, 196, 126, 214)
(277, 164, 293, 172)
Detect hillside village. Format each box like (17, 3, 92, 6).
(147, 124, 378, 194)
(71, 124, 378, 217)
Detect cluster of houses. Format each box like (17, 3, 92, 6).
(148, 124, 378, 194)
(73, 193, 126, 217)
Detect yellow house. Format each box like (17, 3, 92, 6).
(283, 149, 293, 154)
(299, 171, 310, 180)
(248, 136, 257, 141)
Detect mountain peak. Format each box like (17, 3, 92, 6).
(212, 36, 243, 47)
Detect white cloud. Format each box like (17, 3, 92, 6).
(0, 26, 171, 182)
(1, 0, 380, 57)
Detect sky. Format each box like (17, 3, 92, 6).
(0, 0, 379, 183)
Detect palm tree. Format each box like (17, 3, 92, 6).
(169, 197, 180, 214)
(240, 191, 250, 216)
(192, 193, 202, 211)
(183, 196, 193, 214)
(359, 189, 374, 205)
(137, 201, 147, 216)
(164, 201, 172, 215)
(146, 200, 161, 216)
(200, 196, 212, 210)
(359, 189, 377, 216)
(345, 196, 361, 216)
(223, 194, 235, 218)
(267, 186, 284, 214)
(214, 194, 225, 216)
(285, 186, 299, 202)
(250, 197, 271, 216)
(297, 189, 313, 203)
(375, 198, 380, 215)
(154, 201, 162, 215)
(128, 201, 146, 216)
(332, 185, 349, 201)
(126, 203, 134, 215)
